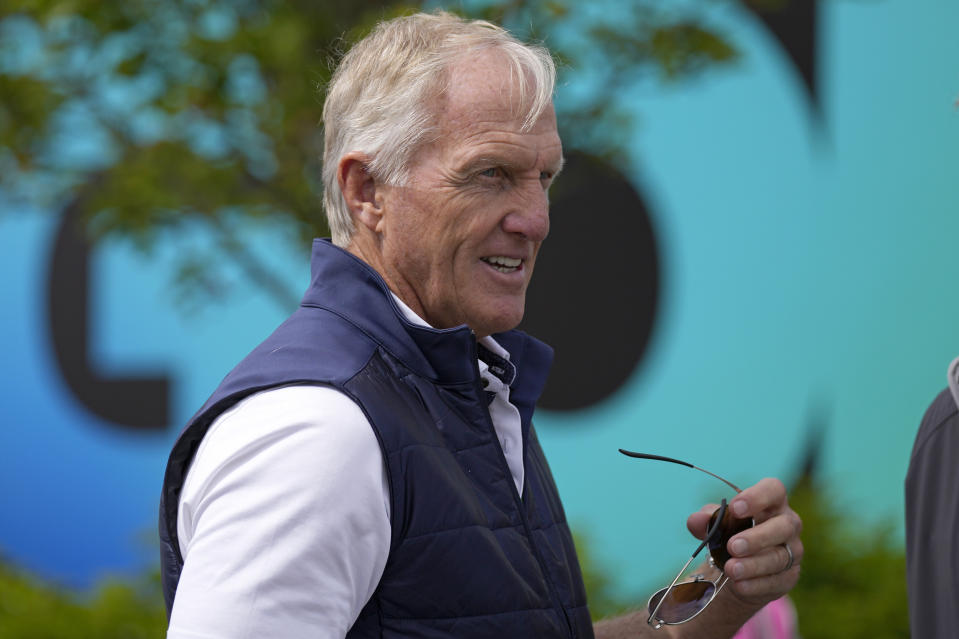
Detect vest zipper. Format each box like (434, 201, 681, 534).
(469, 336, 576, 638)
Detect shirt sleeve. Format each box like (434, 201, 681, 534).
(168, 384, 391, 639)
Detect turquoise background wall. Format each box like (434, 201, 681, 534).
(537, 0, 959, 596)
(1, 0, 957, 603)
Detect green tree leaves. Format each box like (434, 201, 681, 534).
(1, 0, 743, 311)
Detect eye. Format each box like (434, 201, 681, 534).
(479, 167, 502, 179)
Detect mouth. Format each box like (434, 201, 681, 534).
(481, 255, 523, 274)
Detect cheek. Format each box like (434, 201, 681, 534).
(431, 219, 479, 266)
(386, 191, 489, 277)
(396, 197, 457, 245)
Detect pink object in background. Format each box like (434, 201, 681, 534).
(732, 596, 799, 639)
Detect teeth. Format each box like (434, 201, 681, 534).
(482, 256, 522, 273)
(484, 256, 521, 267)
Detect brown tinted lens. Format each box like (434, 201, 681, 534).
(649, 581, 716, 624)
(707, 506, 753, 569)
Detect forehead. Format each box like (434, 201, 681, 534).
(430, 50, 561, 159)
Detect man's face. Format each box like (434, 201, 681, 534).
(372, 52, 564, 338)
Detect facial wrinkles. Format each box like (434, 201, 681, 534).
(455, 123, 561, 164)
(444, 91, 558, 147)
(443, 147, 562, 207)
(441, 115, 559, 200)
(403, 173, 537, 329)
(413, 135, 558, 207)
(384, 65, 561, 331)
(379, 181, 470, 327)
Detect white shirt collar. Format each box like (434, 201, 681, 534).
(389, 294, 522, 494)
(389, 293, 511, 384)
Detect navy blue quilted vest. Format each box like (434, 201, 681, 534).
(159, 239, 593, 637)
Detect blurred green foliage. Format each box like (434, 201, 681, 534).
(0, 561, 166, 638)
(0, 477, 909, 636)
(573, 529, 634, 622)
(787, 476, 910, 639)
(0, 0, 742, 312)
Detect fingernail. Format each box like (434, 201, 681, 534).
(732, 562, 745, 578)
(731, 538, 748, 555)
(732, 500, 748, 517)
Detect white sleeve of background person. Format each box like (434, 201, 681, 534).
(167, 384, 391, 639)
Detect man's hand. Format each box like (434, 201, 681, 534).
(688, 477, 802, 605)
(595, 476, 803, 639)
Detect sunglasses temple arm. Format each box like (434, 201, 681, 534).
(693, 467, 742, 494)
(714, 574, 730, 597)
(648, 553, 699, 626)
(618, 449, 743, 493)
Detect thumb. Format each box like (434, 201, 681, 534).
(687, 504, 719, 540)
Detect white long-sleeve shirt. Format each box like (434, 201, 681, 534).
(168, 299, 525, 638)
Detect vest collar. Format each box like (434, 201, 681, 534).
(301, 239, 553, 421)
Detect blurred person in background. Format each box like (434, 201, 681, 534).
(906, 356, 959, 638)
(159, 10, 803, 638)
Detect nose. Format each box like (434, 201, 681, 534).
(502, 183, 550, 242)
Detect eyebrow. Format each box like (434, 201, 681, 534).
(458, 151, 566, 177)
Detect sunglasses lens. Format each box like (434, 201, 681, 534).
(648, 580, 716, 624)
(707, 506, 753, 569)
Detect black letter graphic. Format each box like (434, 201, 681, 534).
(521, 152, 660, 410)
(47, 201, 171, 430)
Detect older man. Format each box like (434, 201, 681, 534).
(160, 11, 802, 638)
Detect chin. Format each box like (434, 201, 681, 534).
(472, 305, 525, 338)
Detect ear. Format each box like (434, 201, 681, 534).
(337, 152, 384, 233)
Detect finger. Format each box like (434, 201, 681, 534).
(725, 538, 804, 581)
(686, 504, 719, 539)
(729, 477, 787, 521)
(727, 509, 803, 559)
(725, 557, 801, 601)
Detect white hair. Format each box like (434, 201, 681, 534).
(321, 10, 556, 247)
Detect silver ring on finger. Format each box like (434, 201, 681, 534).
(780, 543, 794, 573)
